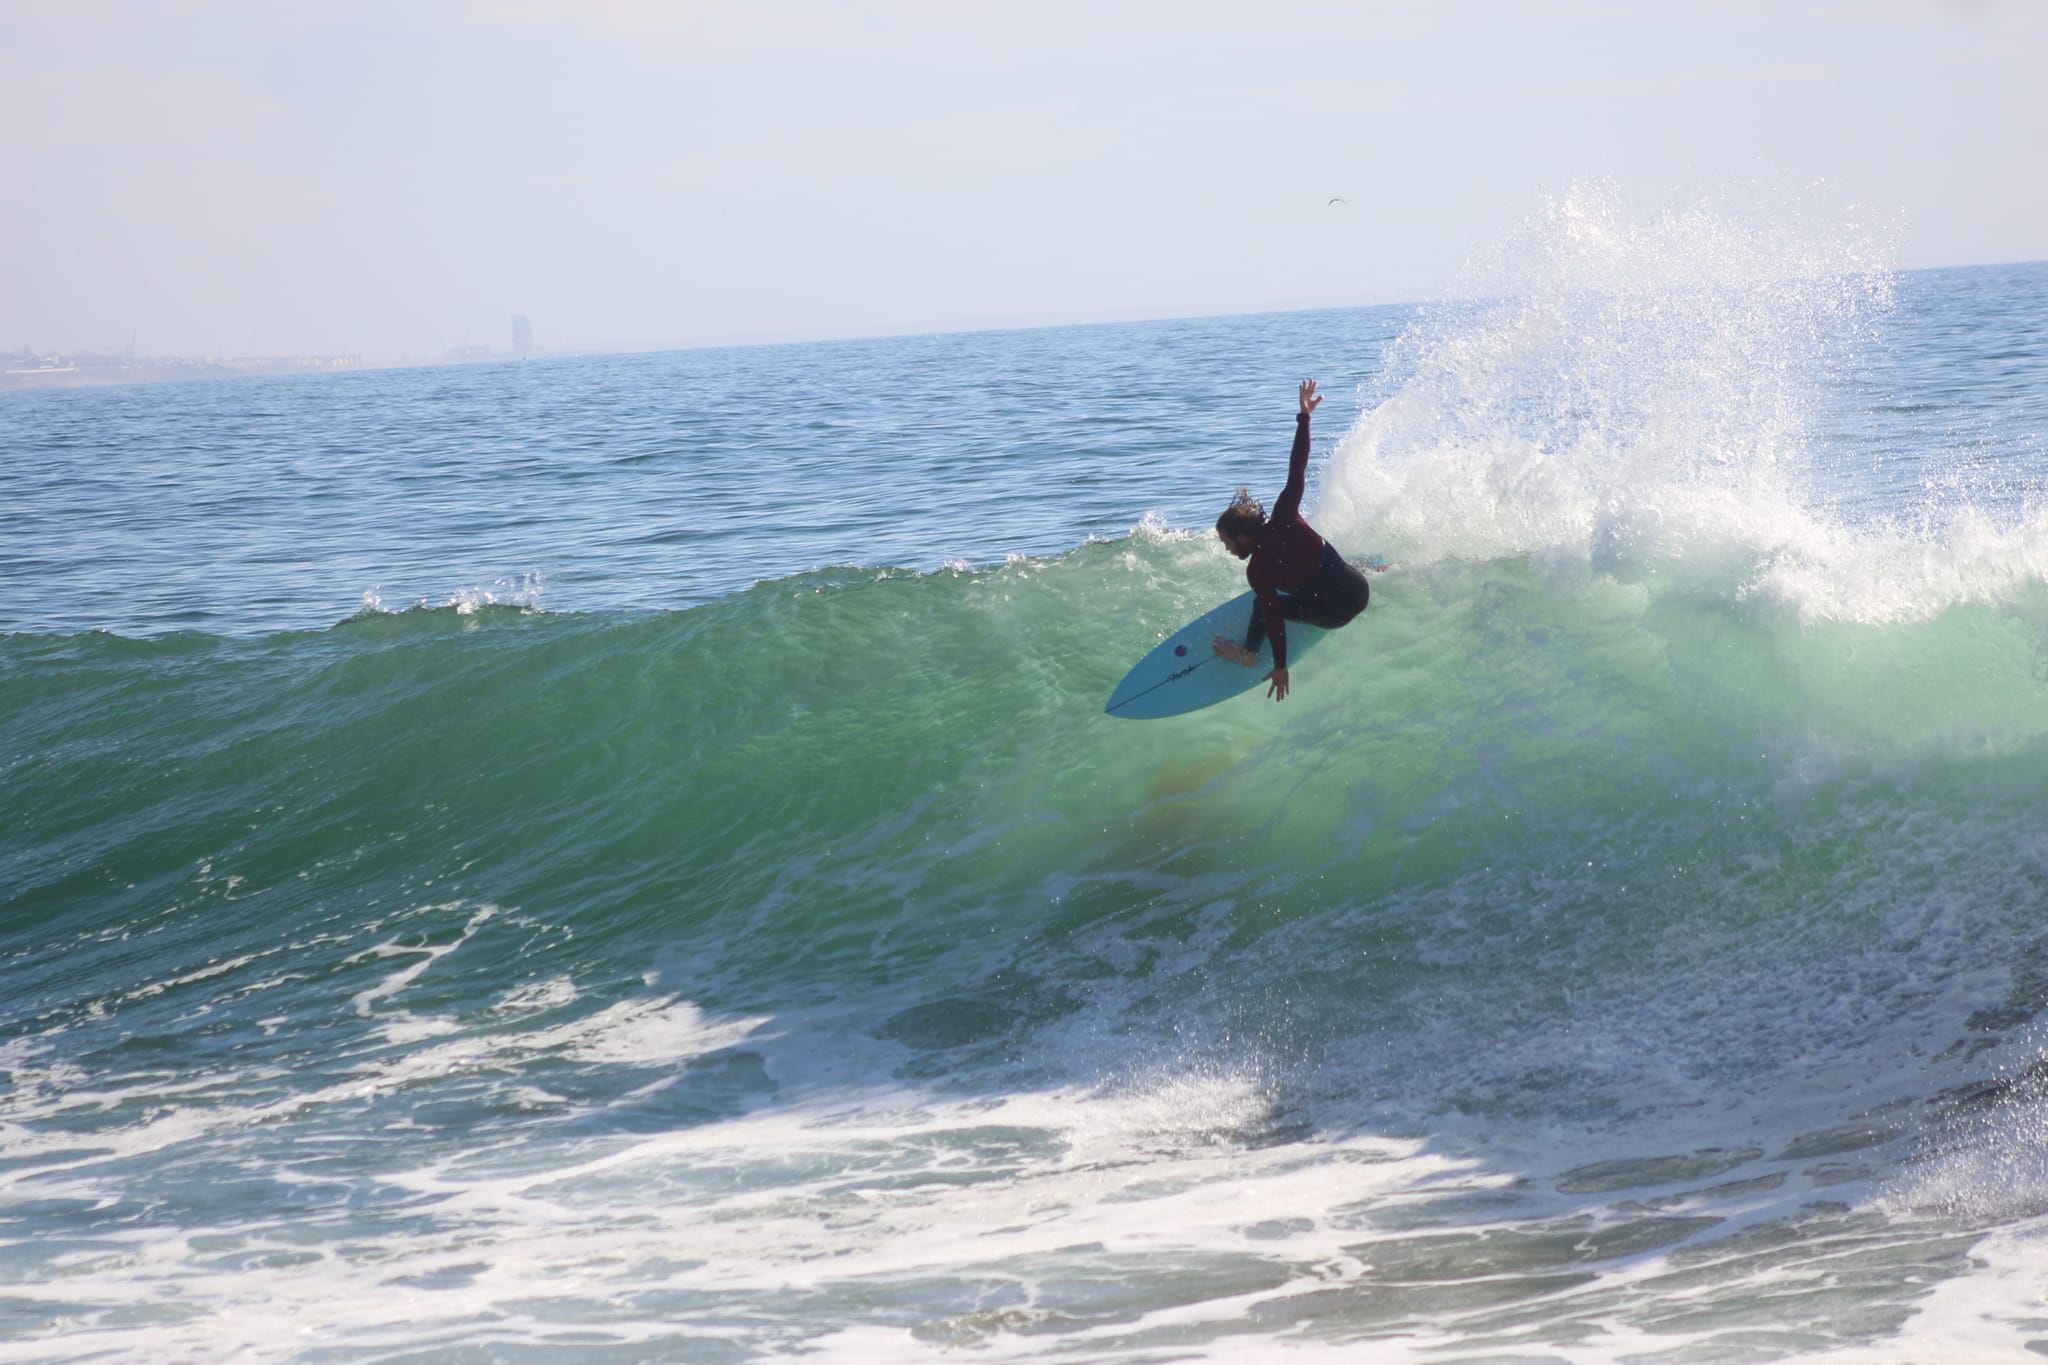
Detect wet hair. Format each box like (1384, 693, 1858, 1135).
(1215, 486, 1267, 541)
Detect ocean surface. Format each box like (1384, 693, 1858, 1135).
(6, 197, 2048, 1363)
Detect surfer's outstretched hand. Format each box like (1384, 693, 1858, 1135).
(1299, 379, 1322, 416)
(1265, 667, 1290, 701)
(1212, 637, 1257, 666)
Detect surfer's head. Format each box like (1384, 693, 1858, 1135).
(1215, 488, 1265, 559)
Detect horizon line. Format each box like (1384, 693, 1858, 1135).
(5, 256, 2043, 394)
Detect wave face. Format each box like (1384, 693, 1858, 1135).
(5, 201, 2048, 1361)
(9, 543, 2048, 1359)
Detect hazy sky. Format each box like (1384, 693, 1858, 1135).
(2, 0, 2042, 359)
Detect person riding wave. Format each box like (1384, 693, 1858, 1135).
(1211, 379, 1370, 701)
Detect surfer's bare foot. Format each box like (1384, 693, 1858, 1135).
(1211, 637, 1257, 665)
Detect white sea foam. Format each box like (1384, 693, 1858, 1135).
(345, 902, 496, 1017)
(0, 1014, 1971, 1365)
(1317, 183, 2048, 628)
(348, 571, 548, 622)
(492, 975, 580, 1011)
(0, 898, 2034, 1365)
(1821, 1215, 2048, 1364)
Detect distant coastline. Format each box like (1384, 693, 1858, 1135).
(11, 259, 2041, 396)
(0, 347, 561, 393)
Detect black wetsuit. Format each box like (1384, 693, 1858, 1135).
(1241, 411, 1369, 667)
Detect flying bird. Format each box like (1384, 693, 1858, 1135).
(1327, 197, 1347, 206)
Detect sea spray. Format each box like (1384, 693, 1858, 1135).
(1318, 183, 1897, 594)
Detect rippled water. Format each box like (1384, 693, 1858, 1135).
(5, 208, 2048, 1364)
(0, 308, 1410, 636)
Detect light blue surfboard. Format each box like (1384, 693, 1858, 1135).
(1104, 588, 1333, 719)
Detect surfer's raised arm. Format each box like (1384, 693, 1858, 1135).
(1273, 378, 1321, 523)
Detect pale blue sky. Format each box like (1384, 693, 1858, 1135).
(2, 0, 2041, 359)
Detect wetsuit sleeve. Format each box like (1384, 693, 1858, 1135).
(1243, 593, 1289, 671)
(1271, 412, 1311, 523)
(1263, 596, 1289, 670)
(1257, 410, 1310, 671)
(1238, 410, 1311, 672)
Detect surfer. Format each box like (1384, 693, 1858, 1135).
(1211, 378, 1369, 700)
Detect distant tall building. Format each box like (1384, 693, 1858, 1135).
(511, 315, 533, 358)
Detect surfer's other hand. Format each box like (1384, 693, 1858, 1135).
(1212, 637, 1256, 666)
(1265, 667, 1290, 700)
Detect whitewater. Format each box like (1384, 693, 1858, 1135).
(5, 191, 2048, 1362)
